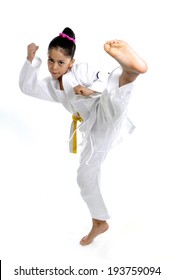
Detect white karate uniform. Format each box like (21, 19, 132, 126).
(19, 57, 135, 220)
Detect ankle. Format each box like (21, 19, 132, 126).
(92, 219, 108, 226)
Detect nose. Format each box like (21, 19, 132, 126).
(51, 62, 58, 70)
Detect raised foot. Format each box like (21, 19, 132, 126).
(80, 219, 109, 246)
(104, 39, 148, 74)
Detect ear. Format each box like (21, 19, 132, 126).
(69, 59, 75, 69)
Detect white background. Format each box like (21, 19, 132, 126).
(0, 0, 173, 279)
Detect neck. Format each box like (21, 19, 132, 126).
(58, 77, 64, 90)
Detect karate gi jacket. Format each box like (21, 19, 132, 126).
(19, 57, 135, 157)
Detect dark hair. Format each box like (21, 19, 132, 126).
(48, 27, 76, 59)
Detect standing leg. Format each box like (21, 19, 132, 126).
(77, 139, 109, 245)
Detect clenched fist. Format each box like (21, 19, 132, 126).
(74, 85, 96, 96)
(27, 43, 39, 63)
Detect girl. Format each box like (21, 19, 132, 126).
(19, 27, 147, 245)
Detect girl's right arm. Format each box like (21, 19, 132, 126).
(19, 44, 58, 102)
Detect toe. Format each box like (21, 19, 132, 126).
(80, 236, 87, 245)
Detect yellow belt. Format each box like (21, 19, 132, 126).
(71, 113, 83, 153)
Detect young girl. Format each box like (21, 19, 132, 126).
(19, 27, 147, 245)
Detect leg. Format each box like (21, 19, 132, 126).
(77, 141, 110, 246)
(104, 40, 148, 86)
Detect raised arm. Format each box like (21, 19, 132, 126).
(19, 44, 58, 102)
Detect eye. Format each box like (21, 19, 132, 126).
(48, 58, 54, 63)
(58, 61, 64, 65)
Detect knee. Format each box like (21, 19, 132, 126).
(77, 165, 100, 192)
(77, 167, 89, 189)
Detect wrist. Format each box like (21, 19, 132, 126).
(27, 56, 33, 63)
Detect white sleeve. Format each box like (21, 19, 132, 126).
(19, 57, 58, 102)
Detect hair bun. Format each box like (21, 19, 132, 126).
(62, 27, 75, 40)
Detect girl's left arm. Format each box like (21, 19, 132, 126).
(74, 63, 109, 95)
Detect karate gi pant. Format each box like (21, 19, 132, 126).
(77, 68, 134, 220)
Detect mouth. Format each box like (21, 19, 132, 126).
(49, 69, 59, 75)
(51, 72, 58, 76)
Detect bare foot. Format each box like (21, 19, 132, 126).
(104, 40, 148, 75)
(80, 219, 109, 246)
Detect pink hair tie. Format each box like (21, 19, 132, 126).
(59, 33, 76, 43)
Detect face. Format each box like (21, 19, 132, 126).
(48, 48, 74, 79)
